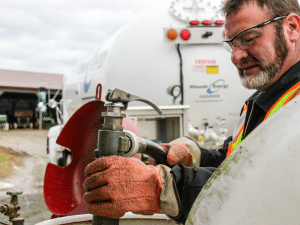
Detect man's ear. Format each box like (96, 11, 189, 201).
(285, 13, 300, 42)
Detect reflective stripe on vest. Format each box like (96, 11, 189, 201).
(226, 81, 300, 158)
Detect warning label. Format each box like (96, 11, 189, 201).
(206, 66, 219, 75)
(193, 59, 219, 74)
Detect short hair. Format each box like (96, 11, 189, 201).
(221, 0, 300, 18)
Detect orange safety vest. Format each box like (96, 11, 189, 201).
(226, 81, 300, 157)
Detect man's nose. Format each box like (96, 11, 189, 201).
(231, 46, 249, 65)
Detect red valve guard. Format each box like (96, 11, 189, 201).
(44, 100, 140, 216)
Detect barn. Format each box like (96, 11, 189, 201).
(0, 69, 63, 129)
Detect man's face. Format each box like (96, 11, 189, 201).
(225, 2, 289, 90)
(237, 25, 289, 90)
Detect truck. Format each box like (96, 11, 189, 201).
(46, 0, 254, 167)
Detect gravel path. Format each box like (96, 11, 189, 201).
(0, 129, 52, 225)
(0, 130, 48, 157)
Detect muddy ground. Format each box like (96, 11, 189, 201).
(0, 129, 52, 225)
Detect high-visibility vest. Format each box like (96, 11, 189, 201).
(226, 81, 300, 157)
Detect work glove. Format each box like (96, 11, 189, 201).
(160, 137, 202, 168)
(83, 156, 162, 218)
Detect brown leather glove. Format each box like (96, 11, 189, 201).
(160, 137, 202, 168)
(83, 156, 162, 218)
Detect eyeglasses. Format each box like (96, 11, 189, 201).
(223, 16, 286, 53)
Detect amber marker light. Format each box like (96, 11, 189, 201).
(167, 29, 178, 41)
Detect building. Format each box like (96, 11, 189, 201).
(0, 69, 63, 129)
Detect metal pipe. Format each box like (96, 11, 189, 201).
(138, 138, 168, 165)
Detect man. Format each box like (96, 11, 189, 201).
(83, 0, 300, 224)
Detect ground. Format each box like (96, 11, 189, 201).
(0, 129, 52, 225)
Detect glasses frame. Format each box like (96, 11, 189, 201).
(223, 16, 287, 52)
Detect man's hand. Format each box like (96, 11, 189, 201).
(160, 137, 202, 168)
(160, 142, 193, 166)
(83, 156, 162, 218)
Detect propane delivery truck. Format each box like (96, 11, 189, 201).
(46, 0, 254, 167)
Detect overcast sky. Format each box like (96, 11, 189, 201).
(0, 0, 170, 75)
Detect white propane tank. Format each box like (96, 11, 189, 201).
(186, 96, 300, 225)
(63, 0, 254, 136)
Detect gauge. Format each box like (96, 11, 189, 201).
(169, 0, 224, 23)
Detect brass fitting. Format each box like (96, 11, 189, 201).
(0, 191, 22, 221)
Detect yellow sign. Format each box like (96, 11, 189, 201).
(206, 66, 219, 75)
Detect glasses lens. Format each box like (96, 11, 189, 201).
(223, 42, 233, 53)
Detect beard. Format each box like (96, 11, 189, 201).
(238, 26, 289, 90)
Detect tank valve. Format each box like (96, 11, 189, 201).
(93, 88, 167, 225)
(95, 88, 162, 158)
(0, 191, 24, 225)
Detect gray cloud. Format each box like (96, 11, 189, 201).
(0, 0, 169, 74)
